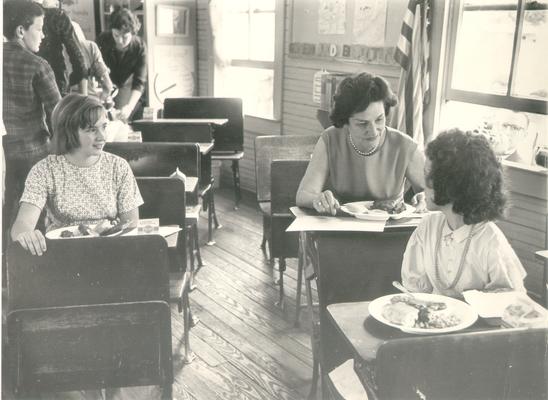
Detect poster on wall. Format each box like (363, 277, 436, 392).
(63, 0, 96, 41)
(353, 0, 387, 46)
(152, 44, 195, 107)
(318, 0, 346, 34)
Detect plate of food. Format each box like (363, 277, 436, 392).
(45, 220, 126, 239)
(341, 199, 416, 220)
(368, 293, 478, 334)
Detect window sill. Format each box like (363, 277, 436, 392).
(244, 115, 281, 135)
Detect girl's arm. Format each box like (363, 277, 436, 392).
(11, 203, 47, 256)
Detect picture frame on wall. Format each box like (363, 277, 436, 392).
(156, 5, 189, 37)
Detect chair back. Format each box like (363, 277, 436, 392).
(136, 177, 186, 227)
(7, 302, 173, 397)
(375, 327, 548, 400)
(131, 120, 213, 143)
(105, 142, 200, 178)
(164, 97, 243, 152)
(254, 135, 319, 203)
(7, 235, 170, 311)
(270, 160, 310, 259)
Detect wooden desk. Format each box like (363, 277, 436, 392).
(327, 301, 548, 399)
(303, 222, 417, 373)
(134, 118, 228, 126)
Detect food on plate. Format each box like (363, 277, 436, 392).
(94, 219, 117, 235)
(78, 223, 93, 236)
(382, 295, 460, 329)
(390, 295, 447, 311)
(502, 297, 548, 328)
(382, 302, 418, 327)
(54, 219, 121, 238)
(60, 229, 74, 238)
(371, 199, 407, 214)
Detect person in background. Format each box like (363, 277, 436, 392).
(33, 0, 87, 96)
(2, 0, 62, 264)
(97, 7, 147, 121)
(296, 72, 426, 215)
(401, 129, 526, 298)
(11, 94, 143, 257)
(69, 21, 114, 102)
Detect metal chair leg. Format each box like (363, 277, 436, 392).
(206, 191, 215, 246)
(294, 247, 304, 327)
(193, 224, 204, 268)
(182, 293, 196, 364)
(232, 159, 241, 210)
(275, 258, 286, 308)
(187, 229, 197, 291)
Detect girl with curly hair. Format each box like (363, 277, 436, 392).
(401, 128, 526, 297)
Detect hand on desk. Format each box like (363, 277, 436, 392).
(14, 229, 47, 256)
(313, 190, 340, 216)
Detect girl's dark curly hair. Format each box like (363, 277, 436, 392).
(426, 128, 506, 224)
(329, 72, 397, 128)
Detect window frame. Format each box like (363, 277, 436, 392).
(214, 0, 284, 121)
(444, 0, 547, 115)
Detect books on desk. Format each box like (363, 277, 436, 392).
(328, 359, 369, 400)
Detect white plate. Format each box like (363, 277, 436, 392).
(45, 224, 123, 239)
(341, 201, 416, 220)
(368, 293, 478, 334)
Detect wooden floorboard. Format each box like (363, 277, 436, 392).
(2, 186, 316, 400)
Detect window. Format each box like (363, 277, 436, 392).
(445, 0, 547, 114)
(212, 0, 283, 120)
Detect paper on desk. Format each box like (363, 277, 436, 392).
(462, 290, 530, 318)
(123, 226, 182, 238)
(328, 359, 369, 400)
(286, 215, 386, 232)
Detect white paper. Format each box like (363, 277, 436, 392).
(123, 226, 182, 238)
(328, 359, 369, 400)
(462, 290, 530, 318)
(286, 215, 386, 232)
(353, 0, 387, 46)
(318, 0, 346, 34)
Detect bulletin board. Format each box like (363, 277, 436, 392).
(289, 0, 407, 65)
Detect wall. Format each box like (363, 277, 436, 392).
(196, 0, 444, 193)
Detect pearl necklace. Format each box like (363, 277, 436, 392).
(348, 132, 378, 156)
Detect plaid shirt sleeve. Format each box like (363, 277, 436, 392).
(33, 61, 62, 133)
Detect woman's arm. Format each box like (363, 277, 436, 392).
(11, 202, 47, 256)
(405, 147, 427, 212)
(296, 137, 339, 215)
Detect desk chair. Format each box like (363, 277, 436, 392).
(6, 236, 189, 398)
(133, 126, 220, 245)
(8, 302, 172, 399)
(254, 135, 318, 263)
(308, 229, 414, 398)
(370, 327, 548, 399)
(164, 97, 244, 209)
(105, 142, 203, 269)
(270, 159, 310, 313)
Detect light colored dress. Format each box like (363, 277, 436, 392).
(20, 152, 143, 231)
(322, 126, 420, 203)
(402, 212, 526, 297)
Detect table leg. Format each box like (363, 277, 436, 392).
(231, 159, 241, 210)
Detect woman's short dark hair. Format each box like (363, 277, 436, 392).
(3, 0, 44, 39)
(109, 7, 140, 34)
(425, 128, 506, 224)
(329, 72, 398, 128)
(52, 94, 105, 154)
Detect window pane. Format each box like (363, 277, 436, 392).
(513, 0, 548, 100)
(216, 66, 274, 119)
(252, 0, 275, 11)
(452, 0, 517, 95)
(250, 12, 275, 61)
(226, 13, 249, 60)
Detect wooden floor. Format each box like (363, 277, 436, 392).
(2, 186, 317, 400)
(171, 186, 316, 399)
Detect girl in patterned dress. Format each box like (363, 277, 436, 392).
(11, 93, 143, 255)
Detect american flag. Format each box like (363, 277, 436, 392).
(391, 0, 432, 147)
